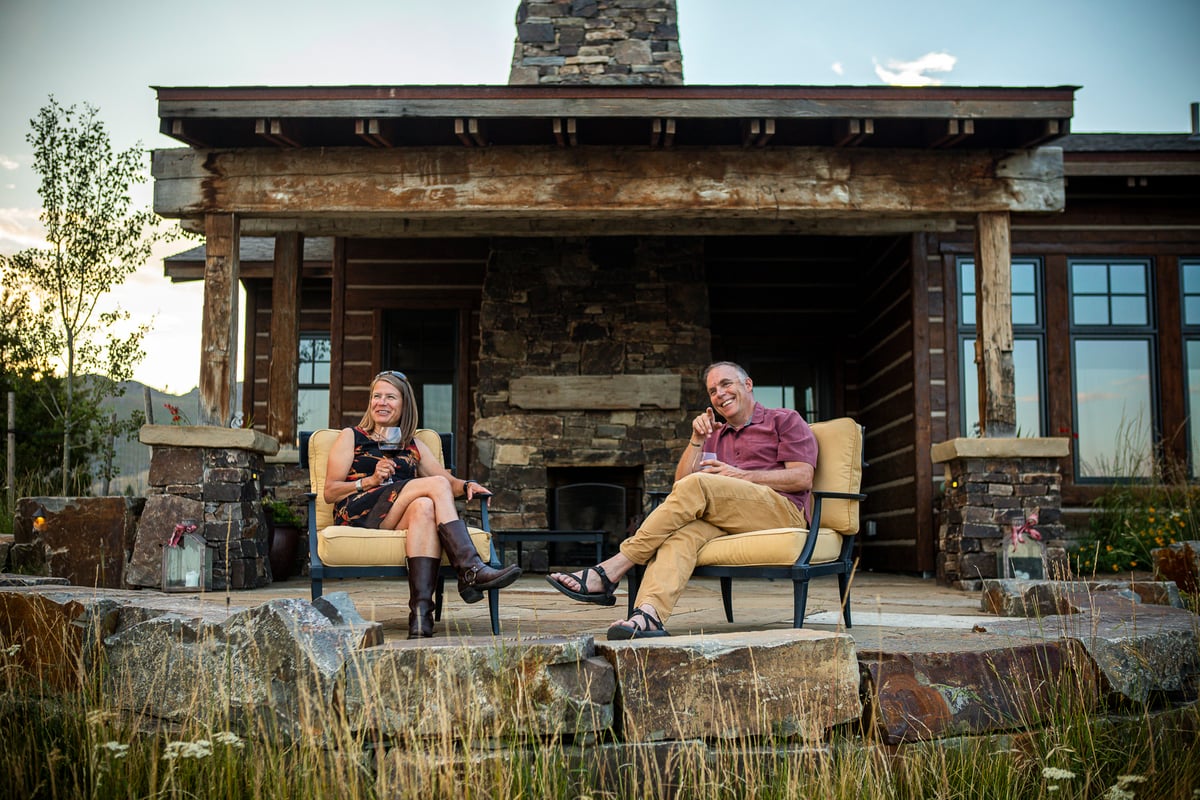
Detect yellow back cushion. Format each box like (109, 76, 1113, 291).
(808, 418, 863, 535)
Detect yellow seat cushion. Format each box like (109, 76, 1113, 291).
(317, 525, 491, 568)
(696, 527, 844, 567)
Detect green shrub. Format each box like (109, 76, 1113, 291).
(1072, 482, 1200, 576)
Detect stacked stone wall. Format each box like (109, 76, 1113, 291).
(509, 0, 682, 85)
(477, 236, 709, 533)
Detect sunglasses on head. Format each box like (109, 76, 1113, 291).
(375, 370, 408, 382)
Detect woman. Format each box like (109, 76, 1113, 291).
(323, 370, 521, 638)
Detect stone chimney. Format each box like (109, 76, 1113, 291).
(509, 0, 683, 85)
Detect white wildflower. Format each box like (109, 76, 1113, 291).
(1043, 767, 1076, 781)
(4, 644, 20, 657)
(213, 731, 244, 749)
(1104, 787, 1135, 800)
(86, 709, 114, 727)
(163, 739, 213, 761)
(97, 741, 129, 759)
(1117, 776, 1147, 786)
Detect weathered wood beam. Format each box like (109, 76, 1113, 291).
(267, 233, 303, 445)
(152, 145, 1065, 219)
(510, 374, 681, 410)
(199, 214, 240, 427)
(173, 214, 959, 240)
(974, 210, 1016, 437)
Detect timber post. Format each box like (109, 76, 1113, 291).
(267, 232, 303, 444)
(974, 210, 1016, 437)
(199, 213, 241, 427)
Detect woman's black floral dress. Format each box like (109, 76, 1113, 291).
(333, 427, 421, 528)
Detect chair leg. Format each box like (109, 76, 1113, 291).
(434, 574, 445, 621)
(720, 576, 734, 623)
(488, 586, 500, 635)
(838, 571, 852, 629)
(793, 578, 810, 628)
(311, 578, 323, 601)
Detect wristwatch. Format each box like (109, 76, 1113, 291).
(355, 478, 363, 492)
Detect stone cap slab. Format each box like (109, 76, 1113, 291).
(139, 424, 280, 455)
(931, 436, 1070, 463)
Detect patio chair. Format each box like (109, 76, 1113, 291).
(300, 428, 503, 634)
(627, 416, 865, 628)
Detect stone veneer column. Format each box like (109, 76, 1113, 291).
(932, 437, 1071, 589)
(509, 0, 683, 85)
(129, 425, 280, 590)
(476, 236, 709, 530)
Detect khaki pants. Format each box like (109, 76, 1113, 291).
(619, 472, 806, 622)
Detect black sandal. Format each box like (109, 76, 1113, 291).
(607, 608, 670, 640)
(546, 565, 617, 606)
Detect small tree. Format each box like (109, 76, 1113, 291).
(2, 98, 168, 494)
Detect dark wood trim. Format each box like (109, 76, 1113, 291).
(942, 251, 962, 440)
(1157, 254, 1186, 469)
(1044, 254, 1075, 485)
(330, 237, 347, 428)
(909, 233, 935, 572)
(267, 233, 303, 444)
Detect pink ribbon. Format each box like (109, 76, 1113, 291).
(1009, 508, 1042, 550)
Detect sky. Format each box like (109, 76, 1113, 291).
(1, 0, 1197, 393)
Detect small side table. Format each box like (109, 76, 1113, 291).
(493, 529, 606, 567)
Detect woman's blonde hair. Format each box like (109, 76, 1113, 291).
(358, 371, 419, 444)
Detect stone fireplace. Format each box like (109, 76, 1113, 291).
(475, 236, 709, 536)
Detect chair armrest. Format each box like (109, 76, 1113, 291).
(812, 490, 867, 502)
(794, 490, 865, 566)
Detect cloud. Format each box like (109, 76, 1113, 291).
(873, 51, 957, 86)
(0, 207, 45, 256)
(0, 155, 18, 171)
(831, 61, 844, 76)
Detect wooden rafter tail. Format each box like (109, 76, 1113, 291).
(742, 118, 761, 148)
(468, 118, 488, 147)
(455, 118, 474, 147)
(162, 118, 208, 148)
(755, 118, 774, 147)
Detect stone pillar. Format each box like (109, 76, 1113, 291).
(931, 437, 1070, 589)
(10, 496, 143, 588)
(509, 0, 683, 85)
(128, 425, 280, 591)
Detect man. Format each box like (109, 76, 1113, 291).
(547, 361, 818, 638)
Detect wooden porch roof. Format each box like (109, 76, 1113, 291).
(156, 84, 1076, 151)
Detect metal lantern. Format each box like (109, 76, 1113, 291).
(161, 521, 212, 592)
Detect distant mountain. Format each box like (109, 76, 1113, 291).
(96, 380, 242, 496)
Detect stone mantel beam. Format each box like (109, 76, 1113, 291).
(152, 145, 1065, 224)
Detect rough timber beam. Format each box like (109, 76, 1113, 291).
(153, 145, 1065, 221)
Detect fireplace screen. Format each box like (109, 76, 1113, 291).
(553, 482, 638, 561)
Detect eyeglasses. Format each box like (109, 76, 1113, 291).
(374, 370, 408, 382)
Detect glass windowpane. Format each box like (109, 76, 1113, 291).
(422, 384, 454, 434)
(1073, 296, 1110, 325)
(1073, 339, 1153, 478)
(1110, 296, 1148, 326)
(1012, 262, 1036, 294)
(1072, 263, 1108, 294)
(1186, 297, 1200, 327)
(1012, 296, 1037, 326)
(1184, 264, 1200, 295)
(1109, 263, 1146, 294)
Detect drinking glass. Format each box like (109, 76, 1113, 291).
(378, 427, 402, 484)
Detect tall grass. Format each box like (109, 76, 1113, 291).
(2, 601, 1198, 800)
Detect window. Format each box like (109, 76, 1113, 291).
(1069, 259, 1155, 479)
(1182, 260, 1200, 477)
(297, 334, 331, 436)
(958, 258, 1045, 437)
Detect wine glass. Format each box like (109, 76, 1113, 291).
(378, 427, 402, 484)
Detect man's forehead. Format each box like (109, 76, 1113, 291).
(706, 367, 743, 386)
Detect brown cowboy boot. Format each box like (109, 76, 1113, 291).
(406, 556, 439, 639)
(436, 520, 521, 603)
